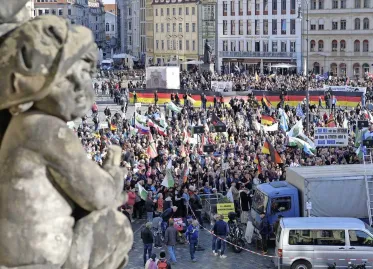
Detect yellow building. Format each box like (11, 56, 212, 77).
(151, 0, 199, 65)
(145, 0, 154, 66)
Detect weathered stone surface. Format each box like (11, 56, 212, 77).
(0, 3, 133, 269)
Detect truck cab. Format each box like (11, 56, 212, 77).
(251, 181, 300, 238)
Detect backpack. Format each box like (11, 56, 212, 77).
(157, 259, 168, 269)
(148, 260, 157, 269)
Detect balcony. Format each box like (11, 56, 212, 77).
(219, 51, 296, 58)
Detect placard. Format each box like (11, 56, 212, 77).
(314, 127, 348, 147)
(135, 102, 142, 109)
(217, 203, 235, 220)
(211, 81, 233, 92)
(100, 122, 109, 129)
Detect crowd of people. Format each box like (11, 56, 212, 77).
(75, 71, 373, 266)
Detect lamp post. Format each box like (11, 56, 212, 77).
(297, 0, 310, 134)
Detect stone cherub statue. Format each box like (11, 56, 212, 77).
(0, 10, 132, 269)
(203, 39, 213, 64)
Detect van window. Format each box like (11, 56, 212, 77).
(252, 190, 268, 213)
(349, 230, 373, 247)
(289, 230, 313, 245)
(270, 197, 291, 214)
(276, 225, 282, 243)
(314, 230, 345, 246)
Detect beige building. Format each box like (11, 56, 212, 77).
(145, 0, 154, 65)
(152, 0, 199, 65)
(303, 0, 373, 78)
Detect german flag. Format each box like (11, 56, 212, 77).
(262, 96, 272, 108)
(327, 114, 336, 127)
(262, 139, 283, 164)
(261, 115, 276, 126)
(254, 155, 262, 174)
(110, 124, 117, 131)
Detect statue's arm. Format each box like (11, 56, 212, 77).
(39, 124, 123, 211)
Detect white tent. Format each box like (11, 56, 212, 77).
(271, 63, 297, 68)
(182, 60, 204, 65)
(113, 53, 136, 60)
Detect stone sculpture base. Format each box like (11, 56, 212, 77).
(200, 63, 214, 73)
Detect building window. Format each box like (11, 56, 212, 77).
(247, 20, 251, 35)
(363, 18, 369, 29)
(186, 23, 189, 32)
(68, 9, 71, 15)
(290, 19, 295, 34)
(231, 1, 235, 15)
(156, 9, 158, 16)
(319, 0, 324, 9)
(192, 23, 196, 32)
(318, 40, 324, 51)
(231, 41, 236, 51)
(106, 23, 110, 31)
(281, 0, 286, 13)
(272, 19, 277, 34)
(161, 23, 164, 32)
(318, 19, 324, 30)
(239, 0, 243, 15)
(192, 40, 195, 50)
(186, 7, 189, 15)
(156, 40, 159, 49)
(340, 40, 346, 51)
(179, 23, 182, 32)
(179, 7, 182, 15)
(364, 0, 369, 7)
(167, 8, 170, 15)
(223, 20, 227, 35)
(52, 9, 56, 15)
(254, 41, 260, 52)
(363, 63, 370, 73)
(161, 8, 163, 16)
(290, 0, 296, 10)
(281, 19, 286, 34)
(167, 40, 170, 50)
(247, 0, 252, 14)
(341, 0, 346, 8)
(353, 63, 360, 76)
(179, 40, 182, 50)
(255, 19, 260, 35)
(44, 9, 49, 15)
(263, 41, 269, 52)
(186, 40, 189, 50)
(272, 41, 278, 52)
(223, 40, 228, 51)
(111, 25, 114, 31)
(332, 40, 338, 51)
(255, 0, 260, 14)
(272, 0, 277, 13)
(192, 7, 195, 15)
(340, 20, 346, 30)
(310, 40, 316, 51)
(231, 20, 236, 35)
(311, 0, 316, 9)
(290, 41, 296, 52)
(129, 21, 132, 30)
(223, 1, 228, 15)
(263, 0, 269, 13)
(172, 40, 175, 50)
(263, 19, 268, 35)
(310, 22, 316, 30)
(156, 23, 158, 32)
(166, 23, 169, 32)
(332, 21, 338, 30)
(332, 0, 338, 8)
(173, 23, 176, 32)
(281, 41, 287, 52)
(363, 40, 369, 52)
(128, 8, 132, 16)
(129, 36, 132, 45)
(239, 20, 244, 35)
(354, 40, 360, 52)
(355, 18, 361, 30)
(355, 0, 361, 8)
(38, 9, 43, 16)
(161, 40, 164, 49)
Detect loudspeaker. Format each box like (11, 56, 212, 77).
(192, 126, 205, 135)
(203, 144, 214, 153)
(214, 124, 227, 133)
(363, 139, 373, 148)
(357, 120, 369, 129)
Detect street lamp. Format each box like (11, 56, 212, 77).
(297, 0, 310, 134)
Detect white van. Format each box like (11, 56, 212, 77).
(275, 217, 373, 269)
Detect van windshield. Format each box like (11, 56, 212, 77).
(252, 190, 268, 213)
(365, 223, 373, 235)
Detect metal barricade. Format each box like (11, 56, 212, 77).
(198, 193, 225, 224)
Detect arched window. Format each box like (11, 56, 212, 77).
(330, 63, 337, 76)
(313, 62, 320, 74)
(340, 63, 347, 76)
(363, 63, 370, 73)
(318, 40, 324, 52)
(355, 18, 360, 30)
(354, 40, 360, 52)
(332, 40, 338, 51)
(310, 40, 316, 51)
(353, 63, 360, 76)
(363, 18, 369, 29)
(363, 40, 369, 52)
(340, 40, 346, 52)
(106, 23, 110, 32)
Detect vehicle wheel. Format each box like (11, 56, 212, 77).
(291, 260, 312, 269)
(232, 239, 244, 253)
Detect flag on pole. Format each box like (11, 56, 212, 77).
(110, 124, 117, 131)
(135, 120, 150, 134)
(261, 115, 276, 125)
(161, 159, 175, 188)
(146, 132, 158, 158)
(262, 139, 283, 164)
(278, 108, 289, 132)
(135, 113, 147, 124)
(255, 72, 259, 82)
(166, 102, 182, 113)
(187, 96, 196, 105)
(262, 95, 272, 108)
(182, 164, 189, 183)
(136, 184, 148, 200)
(287, 119, 303, 137)
(296, 103, 305, 118)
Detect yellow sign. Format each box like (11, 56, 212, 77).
(217, 203, 235, 221)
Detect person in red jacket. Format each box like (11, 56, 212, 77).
(125, 186, 136, 221)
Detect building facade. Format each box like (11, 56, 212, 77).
(152, 0, 199, 65)
(105, 11, 117, 40)
(88, 0, 106, 48)
(216, 0, 302, 74)
(303, 0, 373, 78)
(198, 0, 217, 62)
(27, 0, 35, 18)
(145, 0, 154, 65)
